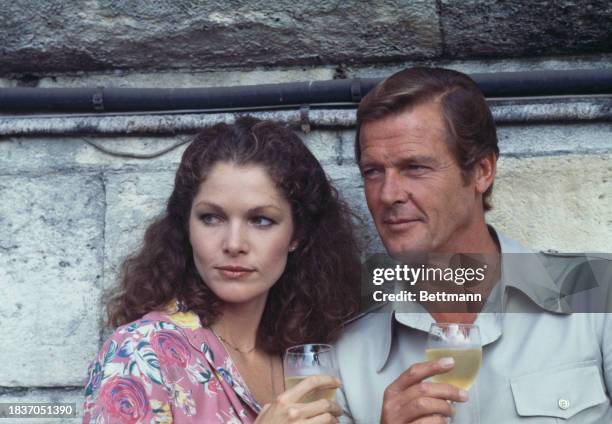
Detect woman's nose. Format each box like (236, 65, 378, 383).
(222, 221, 249, 255)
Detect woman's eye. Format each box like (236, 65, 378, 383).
(251, 216, 275, 227)
(199, 214, 222, 225)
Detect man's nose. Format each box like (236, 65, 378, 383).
(379, 171, 408, 206)
(222, 222, 249, 255)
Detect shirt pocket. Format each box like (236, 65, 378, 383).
(510, 362, 607, 421)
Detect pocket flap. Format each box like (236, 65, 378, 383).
(510, 364, 607, 419)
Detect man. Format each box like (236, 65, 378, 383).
(335, 67, 611, 423)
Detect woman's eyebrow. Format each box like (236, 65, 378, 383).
(192, 201, 223, 212)
(248, 205, 282, 214)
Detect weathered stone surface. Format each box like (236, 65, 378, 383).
(440, 0, 612, 59)
(0, 388, 83, 423)
(325, 164, 384, 255)
(301, 130, 343, 165)
(0, 136, 187, 175)
(103, 171, 176, 290)
(489, 154, 612, 251)
(0, 0, 439, 75)
(0, 175, 104, 386)
(497, 123, 612, 157)
(348, 54, 612, 78)
(37, 68, 336, 88)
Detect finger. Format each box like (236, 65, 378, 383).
(400, 397, 454, 422)
(278, 375, 341, 404)
(303, 412, 339, 424)
(386, 358, 455, 393)
(287, 398, 343, 420)
(411, 415, 450, 424)
(404, 381, 469, 404)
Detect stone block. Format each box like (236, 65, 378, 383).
(325, 164, 384, 255)
(0, 1, 439, 74)
(440, 0, 612, 59)
(497, 123, 612, 157)
(103, 171, 175, 290)
(0, 136, 187, 175)
(0, 174, 104, 386)
(489, 154, 611, 251)
(300, 130, 343, 165)
(37, 68, 336, 88)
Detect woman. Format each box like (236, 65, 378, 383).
(83, 117, 362, 423)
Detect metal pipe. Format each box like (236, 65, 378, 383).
(1, 97, 610, 137)
(1, 69, 611, 114)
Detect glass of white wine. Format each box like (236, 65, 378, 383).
(425, 323, 482, 423)
(283, 344, 339, 403)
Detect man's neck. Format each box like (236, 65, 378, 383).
(427, 222, 501, 324)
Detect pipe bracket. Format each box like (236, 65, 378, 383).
(300, 105, 311, 133)
(92, 87, 105, 112)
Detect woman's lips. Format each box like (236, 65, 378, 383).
(215, 266, 255, 279)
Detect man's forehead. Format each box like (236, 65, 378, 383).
(359, 119, 450, 164)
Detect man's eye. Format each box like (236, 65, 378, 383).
(362, 168, 381, 178)
(406, 164, 428, 172)
(251, 216, 275, 227)
(199, 214, 222, 225)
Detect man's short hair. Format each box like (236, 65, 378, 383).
(355, 67, 500, 211)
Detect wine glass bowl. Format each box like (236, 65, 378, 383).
(425, 323, 482, 390)
(283, 344, 340, 403)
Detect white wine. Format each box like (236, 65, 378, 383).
(284, 376, 338, 403)
(425, 348, 482, 390)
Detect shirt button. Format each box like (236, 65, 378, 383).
(558, 399, 570, 410)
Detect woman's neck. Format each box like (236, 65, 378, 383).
(212, 293, 268, 351)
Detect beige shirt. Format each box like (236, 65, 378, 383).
(335, 230, 612, 423)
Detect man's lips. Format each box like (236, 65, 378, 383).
(215, 265, 255, 279)
(382, 218, 422, 230)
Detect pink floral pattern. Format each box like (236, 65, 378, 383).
(83, 301, 260, 423)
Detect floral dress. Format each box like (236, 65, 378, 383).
(83, 301, 261, 423)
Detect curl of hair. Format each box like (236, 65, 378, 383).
(107, 117, 362, 353)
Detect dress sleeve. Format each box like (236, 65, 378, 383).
(82, 325, 174, 424)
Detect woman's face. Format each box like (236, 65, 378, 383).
(189, 161, 296, 306)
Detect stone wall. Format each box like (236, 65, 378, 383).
(1, 1, 611, 75)
(1, 64, 610, 421)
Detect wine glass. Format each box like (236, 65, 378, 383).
(426, 323, 482, 423)
(283, 344, 340, 403)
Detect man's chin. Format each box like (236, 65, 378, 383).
(384, 242, 431, 263)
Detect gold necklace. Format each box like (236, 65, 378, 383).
(211, 327, 257, 354)
(212, 327, 279, 401)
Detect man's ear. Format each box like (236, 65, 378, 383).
(474, 152, 497, 195)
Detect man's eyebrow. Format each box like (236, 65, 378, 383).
(397, 155, 441, 166)
(359, 154, 441, 168)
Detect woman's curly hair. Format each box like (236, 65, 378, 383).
(107, 117, 362, 353)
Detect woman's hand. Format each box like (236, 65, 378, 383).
(254, 375, 343, 423)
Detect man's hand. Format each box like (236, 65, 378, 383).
(381, 358, 469, 424)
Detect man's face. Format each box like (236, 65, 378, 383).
(359, 101, 484, 256)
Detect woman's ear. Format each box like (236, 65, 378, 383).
(289, 241, 298, 252)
